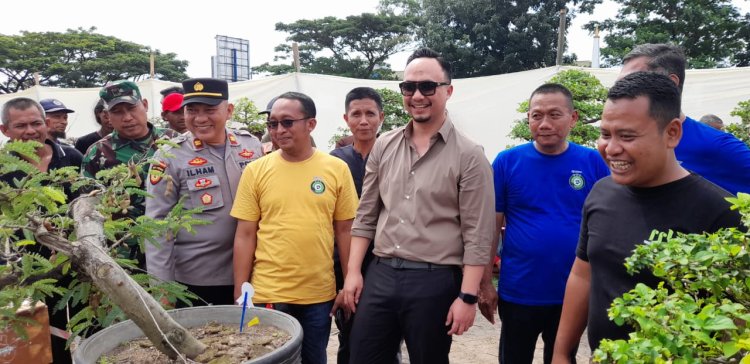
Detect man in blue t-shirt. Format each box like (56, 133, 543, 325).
(617, 43, 750, 195)
(479, 84, 609, 363)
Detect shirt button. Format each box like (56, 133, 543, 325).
(399, 219, 404, 224)
(396, 245, 400, 249)
(410, 171, 415, 175)
(405, 195, 410, 200)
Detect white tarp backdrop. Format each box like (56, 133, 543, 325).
(1, 66, 748, 160)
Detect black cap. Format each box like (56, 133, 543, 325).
(258, 96, 278, 115)
(181, 78, 229, 107)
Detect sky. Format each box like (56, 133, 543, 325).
(1, 0, 748, 78)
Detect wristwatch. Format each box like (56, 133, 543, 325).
(458, 292, 478, 304)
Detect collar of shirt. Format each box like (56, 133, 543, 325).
(111, 123, 156, 151)
(46, 138, 65, 160)
(402, 112, 454, 145)
(188, 128, 238, 151)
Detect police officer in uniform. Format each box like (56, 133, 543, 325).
(146, 78, 263, 306)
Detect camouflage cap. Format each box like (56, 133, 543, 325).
(100, 81, 142, 111)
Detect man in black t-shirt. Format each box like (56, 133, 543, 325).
(1, 97, 84, 364)
(329, 87, 389, 364)
(551, 72, 742, 363)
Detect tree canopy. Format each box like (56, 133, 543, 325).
(0, 27, 189, 94)
(385, 0, 600, 78)
(586, 0, 750, 68)
(254, 13, 415, 79)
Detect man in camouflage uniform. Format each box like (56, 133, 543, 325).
(146, 78, 263, 306)
(82, 80, 178, 267)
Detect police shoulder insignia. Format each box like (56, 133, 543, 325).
(310, 177, 326, 195)
(228, 133, 238, 145)
(200, 192, 213, 205)
(188, 157, 208, 166)
(193, 138, 204, 149)
(149, 161, 167, 185)
(239, 149, 255, 159)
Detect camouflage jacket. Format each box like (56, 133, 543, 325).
(81, 123, 178, 179)
(80, 123, 178, 268)
(81, 123, 178, 217)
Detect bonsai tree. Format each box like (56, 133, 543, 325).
(231, 97, 266, 140)
(0, 140, 209, 360)
(594, 193, 750, 363)
(509, 69, 606, 147)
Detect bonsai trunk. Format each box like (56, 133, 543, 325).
(30, 195, 206, 360)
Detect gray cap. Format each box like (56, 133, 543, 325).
(258, 97, 278, 115)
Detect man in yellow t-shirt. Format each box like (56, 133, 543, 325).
(231, 91, 357, 364)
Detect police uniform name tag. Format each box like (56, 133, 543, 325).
(187, 175, 224, 210)
(185, 164, 217, 177)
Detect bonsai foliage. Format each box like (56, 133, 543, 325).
(0, 140, 204, 345)
(378, 87, 411, 133)
(231, 97, 267, 139)
(727, 99, 750, 147)
(509, 69, 605, 147)
(594, 193, 750, 363)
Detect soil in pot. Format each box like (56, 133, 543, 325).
(99, 321, 291, 364)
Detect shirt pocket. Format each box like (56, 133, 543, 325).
(187, 175, 224, 211)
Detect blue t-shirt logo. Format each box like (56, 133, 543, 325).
(569, 172, 585, 190)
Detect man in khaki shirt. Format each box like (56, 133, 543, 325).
(343, 47, 495, 364)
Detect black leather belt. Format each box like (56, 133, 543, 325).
(376, 257, 456, 270)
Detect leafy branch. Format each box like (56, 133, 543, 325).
(594, 193, 750, 363)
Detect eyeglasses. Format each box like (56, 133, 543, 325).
(266, 117, 309, 130)
(398, 81, 451, 96)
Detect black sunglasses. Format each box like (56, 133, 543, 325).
(266, 117, 309, 130)
(398, 81, 451, 96)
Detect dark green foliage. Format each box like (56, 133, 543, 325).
(594, 193, 750, 362)
(586, 0, 750, 68)
(395, 0, 600, 77)
(0, 27, 189, 93)
(508, 69, 605, 147)
(255, 13, 415, 79)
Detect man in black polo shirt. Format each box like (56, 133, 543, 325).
(0, 97, 83, 364)
(330, 87, 386, 364)
(1, 97, 83, 181)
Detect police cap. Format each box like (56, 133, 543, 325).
(181, 78, 229, 107)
